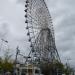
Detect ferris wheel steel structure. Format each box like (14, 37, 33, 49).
(24, 0, 61, 64)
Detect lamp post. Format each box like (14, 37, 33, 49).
(0, 39, 8, 51)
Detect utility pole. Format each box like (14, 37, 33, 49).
(15, 46, 20, 64)
(14, 46, 20, 75)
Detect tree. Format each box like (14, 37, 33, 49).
(4, 48, 12, 62)
(2, 61, 13, 72)
(40, 61, 65, 75)
(2, 48, 13, 72)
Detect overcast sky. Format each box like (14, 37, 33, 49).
(0, 0, 75, 67)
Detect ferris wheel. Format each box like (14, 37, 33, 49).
(24, 0, 60, 64)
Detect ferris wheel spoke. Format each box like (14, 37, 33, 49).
(25, 16, 45, 28)
(25, 20, 42, 29)
(24, 0, 61, 63)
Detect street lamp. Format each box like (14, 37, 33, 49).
(0, 38, 8, 52)
(1, 39, 8, 43)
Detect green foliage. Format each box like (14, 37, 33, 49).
(54, 62, 64, 72)
(40, 62, 65, 75)
(64, 65, 74, 75)
(0, 58, 13, 72)
(40, 60, 75, 75)
(0, 49, 13, 72)
(2, 61, 13, 72)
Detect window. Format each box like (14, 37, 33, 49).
(21, 69, 27, 75)
(35, 69, 39, 73)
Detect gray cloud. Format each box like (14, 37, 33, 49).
(16, 0, 25, 4)
(0, 0, 75, 66)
